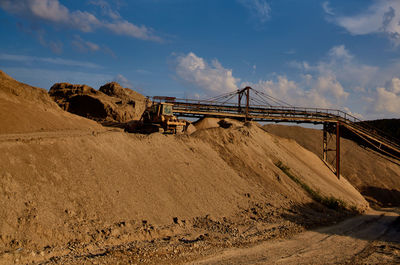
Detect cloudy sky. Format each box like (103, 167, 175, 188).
(1, 0, 400, 119)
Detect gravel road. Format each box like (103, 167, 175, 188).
(190, 209, 400, 265)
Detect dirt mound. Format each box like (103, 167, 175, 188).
(0, 70, 101, 134)
(263, 124, 400, 207)
(0, 70, 53, 106)
(0, 73, 371, 264)
(0, 122, 369, 263)
(99, 82, 145, 103)
(49, 82, 147, 123)
(193, 117, 243, 130)
(47, 83, 99, 109)
(99, 82, 147, 119)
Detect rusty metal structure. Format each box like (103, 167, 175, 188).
(152, 86, 400, 178)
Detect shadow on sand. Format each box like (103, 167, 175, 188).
(361, 186, 400, 207)
(280, 202, 400, 244)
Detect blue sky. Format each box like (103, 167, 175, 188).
(1, 0, 400, 119)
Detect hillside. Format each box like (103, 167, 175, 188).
(363, 119, 400, 140)
(0, 71, 369, 264)
(0, 71, 101, 134)
(263, 124, 400, 207)
(0, 123, 368, 264)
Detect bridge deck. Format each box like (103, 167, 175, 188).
(165, 99, 400, 159)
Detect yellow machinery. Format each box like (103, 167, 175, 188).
(125, 102, 186, 134)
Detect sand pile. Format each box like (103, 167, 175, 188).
(49, 82, 147, 123)
(0, 121, 368, 262)
(0, 70, 101, 134)
(263, 124, 400, 206)
(0, 73, 371, 263)
(193, 117, 243, 131)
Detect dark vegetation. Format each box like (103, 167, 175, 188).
(275, 161, 353, 212)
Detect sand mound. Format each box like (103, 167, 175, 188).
(193, 117, 244, 130)
(0, 124, 368, 260)
(263, 124, 400, 206)
(0, 73, 371, 263)
(0, 70, 101, 134)
(99, 82, 145, 103)
(99, 82, 147, 119)
(49, 82, 147, 123)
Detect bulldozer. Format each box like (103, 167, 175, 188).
(125, 101, 186, 134)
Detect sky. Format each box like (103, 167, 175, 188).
(1, 0, 400, 120)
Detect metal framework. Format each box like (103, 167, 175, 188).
(322, 122, 341, 178)
(152, 87, 400, 178)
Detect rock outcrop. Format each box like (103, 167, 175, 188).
(49, 82, 147, 123)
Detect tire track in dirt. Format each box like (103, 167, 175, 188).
(190, 209, 400, 265)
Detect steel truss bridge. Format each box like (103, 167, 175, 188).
(152, 87, 400, 178)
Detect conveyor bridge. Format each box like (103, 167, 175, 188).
(152, 87, 400, 178)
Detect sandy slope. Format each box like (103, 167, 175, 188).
(0, 125, 367, 252)
(0, 71, 370, 264)
(0, 70, 101, 134)
(263, 124, 400, 206)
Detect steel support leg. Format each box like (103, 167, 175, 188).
(323, 123, 328, 162)
(245, 87, 250, 121)
(336, 122, 340, 179)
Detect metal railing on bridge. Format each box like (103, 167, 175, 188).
(151, 86, 400, 177)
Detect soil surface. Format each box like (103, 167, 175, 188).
(190, 208, 400, 265)
(263, 124, 400, 207)
(1, 71, 400, 264)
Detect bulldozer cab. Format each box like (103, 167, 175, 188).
(149, 102, 173, 117)
(161, 103, 173, 116)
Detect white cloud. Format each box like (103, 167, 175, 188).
(322, 1, 335, 16)
(240, 46, 364, 109)
(314, 75, 349, 101)
(175, 52, 240, 95)
(0, 0, 100, 32)
(71, 36, 115, 57)
(173, 48, 397, 118)
(71, 35, 100, 52)
(16, 22, 63, 54)
(343, 107, 363, 120)
(113, 74, 133, 89)
(174, 50, 351, 109)
(292, 45, 379, 92)
(0, 53, 101, 69)
(104, 20, 162, 42)
(284, 49, 296, 55)
(89, 0, 121, 20)
(237, 0, 271, 24)
(242, 74, 348, 109)
(374, 77, 400, 114)
(331, 0, 400, 45)
(37, 32, 63, 54)
(0, 0, 162, 42)
(328, 45, 353, 61)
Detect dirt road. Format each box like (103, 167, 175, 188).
(190, 209, 400, 265)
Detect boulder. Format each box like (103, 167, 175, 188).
(49, 82, 147, 123)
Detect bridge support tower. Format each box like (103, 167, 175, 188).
(238, 86, 250, 121)
(323, 122, 341, 179)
